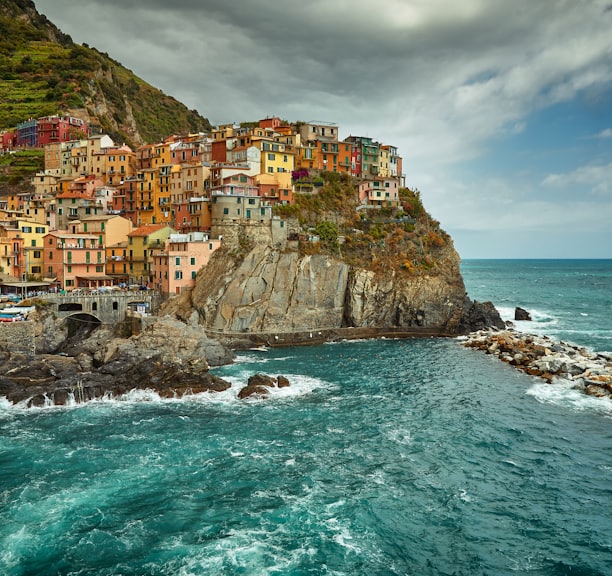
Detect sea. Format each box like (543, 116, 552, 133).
(1, 259, 611, 575)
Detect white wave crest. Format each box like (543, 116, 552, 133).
(526, 379, 612, 415)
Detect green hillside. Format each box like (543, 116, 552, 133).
(0, 0, 212, 147)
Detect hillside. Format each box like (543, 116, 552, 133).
(0, 0, 212, 147)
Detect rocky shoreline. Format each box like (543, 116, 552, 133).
(0, 298, 504, 408)
(463, 329, 612, 398)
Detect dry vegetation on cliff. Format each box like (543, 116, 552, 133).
(274, 172, 454, 276)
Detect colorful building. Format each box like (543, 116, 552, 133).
(358, 179, 399, 208)
(126, 224, 175, 286)
(152, 232, 221, 295)
(43, 230, 108, 290)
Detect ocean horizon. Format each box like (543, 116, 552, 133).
(1, 259, 610, 575)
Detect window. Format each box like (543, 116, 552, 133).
(48, 266, 53, 274)
(190, 257, 195, 265)
(33, 251, 41, 258)
(175, 257, 181, 266)
(22, 226, 32, 233)
(175, 271, 183, 280)
(268, 153, 275, 161)
(223, 207, 229, 215)
(35, 227, 45, 233)
(267, 167, 274, 173)
(191, 271, 196, 280)
(96, 265, 103, 272)
(31, 239, 36, 247)
(67, 265, 72, 273)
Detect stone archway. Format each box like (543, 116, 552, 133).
(64, 313, 102, 339)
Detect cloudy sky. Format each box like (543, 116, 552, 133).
(33, 0, 612, 258)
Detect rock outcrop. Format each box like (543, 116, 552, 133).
(237, 374, 291, 399)
(514, 307, 532, 321)
(463, 329, 612, 398)
(166, 232, 493, 337)
(0, 314, 234, 407)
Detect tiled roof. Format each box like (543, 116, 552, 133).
(128, 224, 167, 237)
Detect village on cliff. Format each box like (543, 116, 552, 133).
(0, 114, 404, 297)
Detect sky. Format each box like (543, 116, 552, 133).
(33, 0, 612, 259)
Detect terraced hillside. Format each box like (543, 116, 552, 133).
(0, 0, 212, 147)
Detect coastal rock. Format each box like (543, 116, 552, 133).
(514, 307, 532, 321)
(463, 329, 612, 398)
(238, 385, 271, 399)
(237, 373, 291, 399)
(166, 238, 495, 339)
(457, 299, 506, 333)
(0, 314, 234, 407)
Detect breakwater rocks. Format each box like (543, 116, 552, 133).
(463, 330, 612, 398)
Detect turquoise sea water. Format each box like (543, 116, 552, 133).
(1, 260, 611, 575)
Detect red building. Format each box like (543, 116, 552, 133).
(37, 116, 87, 147)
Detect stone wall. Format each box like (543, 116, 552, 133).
(0, 321, 36, 355)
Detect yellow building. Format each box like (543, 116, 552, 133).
(127, 224, 175, 286)
(106, 240, 129, 282)
(255, 138, 295, 177)
(378, 146, 391, 178)
(13, 219, 48, 279)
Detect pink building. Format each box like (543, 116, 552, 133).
(152, 232, 221, 295)
(358, 179, 399, 208)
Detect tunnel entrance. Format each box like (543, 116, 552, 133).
(65, 313, 102, 339)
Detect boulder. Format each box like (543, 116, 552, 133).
(238, 373, 291, 399)
(458, 299, 505, 332)
(247, 373, 277, 388)
(238, 385, 270, 399)
(514, 307, 532, 321)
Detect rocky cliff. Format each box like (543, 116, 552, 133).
(164, 218, 487, 339)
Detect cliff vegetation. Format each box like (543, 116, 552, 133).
(274, 171, 453, 277)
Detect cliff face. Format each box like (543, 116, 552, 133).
(168, 228, 468, 336)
